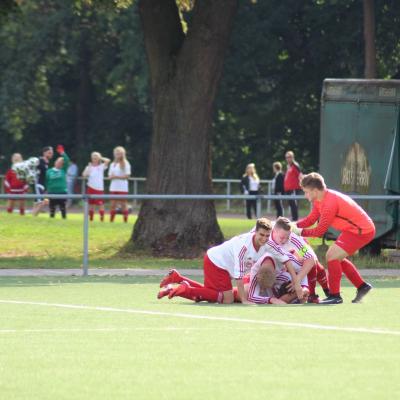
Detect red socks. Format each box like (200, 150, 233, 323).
(19, 208, 25, 215)
(123, 210, 129, 223)
(307, 266, 317, 296)
(89, 209, 94, 221)
(184, 285, 220, 302)
(7, 207, 12, 213)
(99, 210, 105, 222)
(327, 259, 343, 295)
(316, 262, 329, 290)
(110, 210, 116, 222)
(341, 258, 364, 288)
(178, 276, 203, 288)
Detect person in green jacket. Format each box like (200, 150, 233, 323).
(46, 145, 70, 219)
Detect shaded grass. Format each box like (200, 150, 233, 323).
(0, 213, 397, 269)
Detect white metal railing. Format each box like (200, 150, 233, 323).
(0, 175, 273, 212)
(0, 193, 399, 276)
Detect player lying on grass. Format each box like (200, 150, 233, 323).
(242, 255, 309, 304)
(291, 172, 374, 304)
(158, 218, 304, 304)
(269, 217, 330, 303)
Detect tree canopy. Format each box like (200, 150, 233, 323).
(1, 0, 399, 179)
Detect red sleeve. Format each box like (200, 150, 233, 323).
(4, 170, 12, 191)
(301, 199, 338, 237)
(297, 203, 320, 228)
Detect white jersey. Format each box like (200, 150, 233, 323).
(207, 232, 269, 279)
(109, 161, 131, 192)
(84, 164, 107, 191)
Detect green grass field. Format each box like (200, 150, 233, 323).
(0, 276, 399, 400)
(0, 213, 396, 269)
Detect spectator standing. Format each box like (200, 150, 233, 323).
(283, 150, 302, 221)
(32, 146, 54, 216)
(4, 153, 28, 215)
(240, 163, 261, 219)
(82, 152, 110, 222)
(108, 146, 131, 223)
(46, 145, 69, 219)
(272, 161, 284, 218)
(66, 159, 79, 208)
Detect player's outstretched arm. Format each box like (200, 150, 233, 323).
(236, 279, 252, 305)
(285, 261, 303, 300)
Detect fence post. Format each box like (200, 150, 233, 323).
(256, 195, 262, 218)
(82, 196, 89, 276)
(81, 177, 86, 195)
(133, 179, 138, 208)
(226, 181, 231, 211)
(267, 181, 272, 213)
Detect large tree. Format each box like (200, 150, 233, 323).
(363, 0, 377, 78)
(131, 0, 237, 257)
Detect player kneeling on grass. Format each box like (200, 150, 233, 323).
(158, 218, 273, 304)
(270, 217, 330, 303)
(245, 257, 309, 304)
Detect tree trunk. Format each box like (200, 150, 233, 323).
(131, 0, 237, 258)
(363, 0, 377, 78)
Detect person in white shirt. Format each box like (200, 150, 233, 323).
(82, 152, 110, 221)
(157, 218, 274, 304)
(270, 217, 330, 302)
(108, 146, 131, 222)
(240, 163, 261, 219)
(244, 217, 329, 304)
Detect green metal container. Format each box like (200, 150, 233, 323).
(320, 79, 400, 252)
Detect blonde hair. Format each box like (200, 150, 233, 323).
(257, 262, 276, 290)
(113, 146, 127, 170)
(91, 151, 101, 159)
(11, 153, 23, 164)
(243, 163, 260, 180)
(273, 161, 282, 171)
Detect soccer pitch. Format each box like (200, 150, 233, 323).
(0, 276, 399, 400)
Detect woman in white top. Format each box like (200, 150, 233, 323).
(82, 152, 110, 221)
(108, 146, 131, 222)
(240, 163, 261, 219)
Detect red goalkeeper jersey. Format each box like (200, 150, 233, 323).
(297, 189, 375, 237)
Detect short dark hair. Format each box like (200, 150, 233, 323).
(301, 172, 326, 190)
(274, 217, 291, 231)
(255, 217, 272, 232)
(42, 146, 53, 154)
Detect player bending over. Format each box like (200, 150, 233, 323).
(158, 218, 274, 304)
(291, 173, 374, 304)
(270, 217, 329, 303)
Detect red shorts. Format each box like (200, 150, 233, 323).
(335, 229, 375, 256)
(110, 191, 128, 200)
(87, 187, 104, 205)
(203, 254, 232, 292)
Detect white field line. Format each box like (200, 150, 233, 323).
(0, 299, 399, 336)
(0, 327, 201, 334)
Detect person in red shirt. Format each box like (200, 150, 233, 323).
(4, 153, 29, 215)
(283, 151, 302, 221)
(292, 172, 375, 304)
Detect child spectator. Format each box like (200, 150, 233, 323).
(46, 145, 69, 219)
(108, 146, 131, 222)
(82, 152, 110, 222)
(272, 161, 285, 217)
(4, 153, 29, 215)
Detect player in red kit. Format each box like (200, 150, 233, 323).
(283, 151, 302, 221)
(292, 173, 375, 304)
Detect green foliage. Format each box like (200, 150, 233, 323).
(0, 0, 399, 178)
